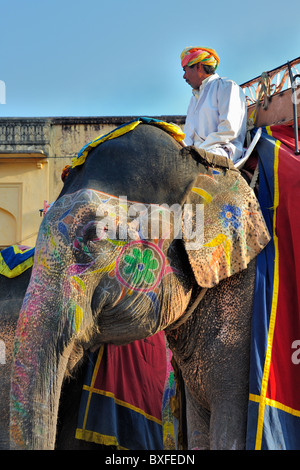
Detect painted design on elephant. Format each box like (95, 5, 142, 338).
(191, 187, 213, 204)
(124, 247, 158, 285)
(199, 203, 243, 270)
(203, 233, 231, 268)
(191, 171, 219, 204)
(40, 182, 267, 320)
(116, 240, 167, 293)
(11, 281, 50, 447)
(220, 204, 242, 231)
(42, 189, 182, 323)
(109, 238, 178, 318)
(184, 170, 271, 287)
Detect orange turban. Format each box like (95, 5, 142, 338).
(181, 47, 220, 70)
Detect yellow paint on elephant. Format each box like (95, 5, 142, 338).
(88, 262, 116, 275)
(119, 203, 128, 213)
(224, 238, 231, 265)
(204, 233, 231, 267)
(75, 304, 83, 333)
(50, 233, 56, 247)
(41, 256, 51, 271)
(203, 233, 227, 248)
(72, 275, 86, 292)
(107, 238, 128, 246)
(191, 187, 213, 204)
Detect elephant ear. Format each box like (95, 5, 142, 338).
(181, 147, 270, 288)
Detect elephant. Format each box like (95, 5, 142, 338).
(9, 120, 270, 450)
(0, 265, 172, 451)
(0, 267, 131, 450)
(0, 269, 31, 450)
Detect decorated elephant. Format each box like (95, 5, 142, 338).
(9, 118, 270, 450)
(0, 260, 170, 450)
(0, 268, 31, 449)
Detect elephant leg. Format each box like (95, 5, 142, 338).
(186, 389, 248, 450)
(185, 386, 210, 450)
(210, 398, 248, 450)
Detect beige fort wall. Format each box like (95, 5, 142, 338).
(0, 116, 184, 248)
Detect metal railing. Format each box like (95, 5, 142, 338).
(241, 57, 300, 155)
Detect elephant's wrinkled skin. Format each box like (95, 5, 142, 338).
(167, 259, 256, 449)
(9, 123, 269, 449)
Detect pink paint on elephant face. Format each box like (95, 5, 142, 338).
(65, 262, 95, 277)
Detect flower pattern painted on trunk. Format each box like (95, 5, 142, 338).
(123, 247, 158, 286)
(116, 241, 166, 293)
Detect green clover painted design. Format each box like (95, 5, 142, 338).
(123, 247, 158, 286)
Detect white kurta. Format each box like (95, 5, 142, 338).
(184, 73, 247, 162)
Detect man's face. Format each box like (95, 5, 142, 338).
(183, 63, 207, 89)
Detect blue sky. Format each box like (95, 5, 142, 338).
(0, 0, 299, 118)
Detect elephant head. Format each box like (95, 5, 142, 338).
(10, 122, 270, 449)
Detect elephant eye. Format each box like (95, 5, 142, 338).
(82, 221, 100, 244)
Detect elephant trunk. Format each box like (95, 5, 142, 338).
(10, 277, 81, 449)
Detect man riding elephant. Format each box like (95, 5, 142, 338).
(181, 46, 247, 163)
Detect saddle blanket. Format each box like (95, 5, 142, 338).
(247, 125, 300, 449)
(76, 332, 177, 450)
(0, 245, 34, 278)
